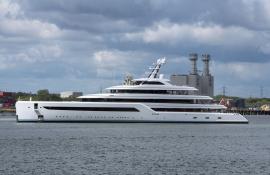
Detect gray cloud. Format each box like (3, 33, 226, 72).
(19, 0, 270, 30)
(0, 0, 269, 97)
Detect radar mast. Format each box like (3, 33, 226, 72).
(148, 58, 166, 79)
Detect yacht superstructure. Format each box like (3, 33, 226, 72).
(16, 58, 248, 123)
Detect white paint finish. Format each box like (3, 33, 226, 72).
(15, 59, 248, 124)
(16, 101, 248, 123)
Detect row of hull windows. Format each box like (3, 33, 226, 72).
(54, 116, 221, 119)
(81, 98, 212, 104)
(110, 90, 190, 95)
(42, 106, 222, 113)
(152, 108, 223, 112)
(44, 106, 139, 112)
(55, 115, 130, 119)
(133, 81, 164, 85)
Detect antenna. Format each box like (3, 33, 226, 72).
(222, 86, 226, 97)
(260, 86, 264, 98)
(99, 85, 103, 93)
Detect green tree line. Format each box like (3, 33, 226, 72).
(16, 89, 80, 101)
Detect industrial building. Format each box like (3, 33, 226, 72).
(170, 53, 214, 97)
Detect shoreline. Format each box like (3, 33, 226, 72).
(0, 108, 16, 113)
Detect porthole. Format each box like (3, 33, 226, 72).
(193, 117, 197, 119)
(205, 117, 209, 119)
(218, 117, 222, 119)
(34, 103, 38, 109)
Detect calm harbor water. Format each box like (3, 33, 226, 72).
(0, 115, 270, 175)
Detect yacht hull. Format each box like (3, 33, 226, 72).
(16, 101, 248, 123)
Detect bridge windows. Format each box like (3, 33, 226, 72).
(81, 98, 195, 104)
(110, 89, 190, 95)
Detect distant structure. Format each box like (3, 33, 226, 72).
(260, 86, 264, 98)
(170, 53, 214, 96)
(0, 91, 16, 108)
(60, 91, 83, 98)
(222, 86, 227, 97)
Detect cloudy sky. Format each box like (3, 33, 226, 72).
(0, 0, 270, 97)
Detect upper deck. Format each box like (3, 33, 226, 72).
(80, 58, 210, 100)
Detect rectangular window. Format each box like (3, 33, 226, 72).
(44, 106, 139, 112)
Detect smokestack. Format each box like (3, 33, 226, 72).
(202, 54, 210, 76)
(189, 53, 198, 75)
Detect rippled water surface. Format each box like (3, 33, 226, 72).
(0, 115, 270, 174)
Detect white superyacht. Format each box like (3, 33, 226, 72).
(16, 58, 248, 123)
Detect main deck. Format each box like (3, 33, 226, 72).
(16, 101, 248, 123)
